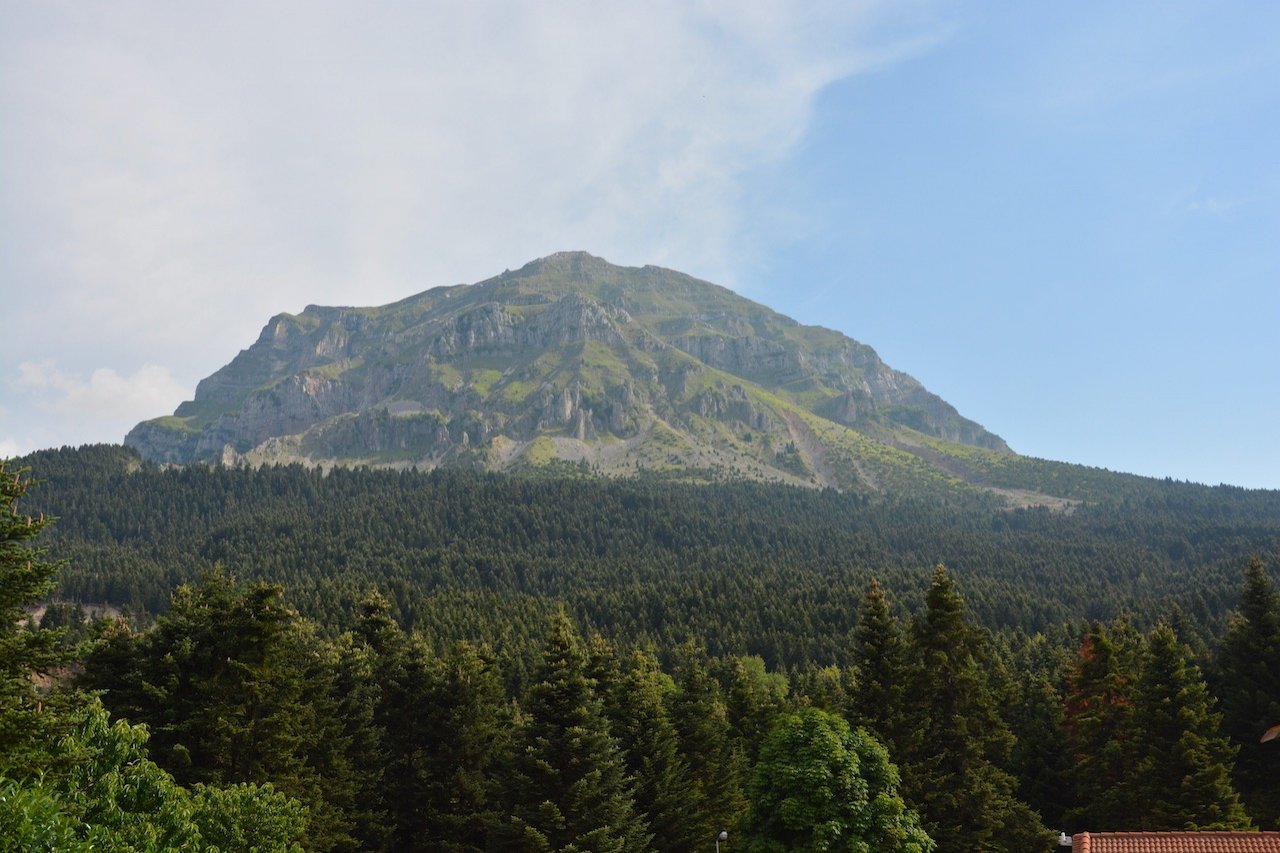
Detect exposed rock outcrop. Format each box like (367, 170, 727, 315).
(126, 252, 1009, 488)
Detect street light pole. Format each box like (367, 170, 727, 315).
(716, 830, 728, 852)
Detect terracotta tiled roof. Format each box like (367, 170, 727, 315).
(1072, 832, 1280, 852)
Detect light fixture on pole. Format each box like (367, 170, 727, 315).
(716, 830, 728, 852)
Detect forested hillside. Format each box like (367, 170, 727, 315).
(18, 444, 1280, 668)
(6, 449, 1280, 849)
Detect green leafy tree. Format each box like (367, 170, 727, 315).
(746, 707, 933, 853)
(190, 782, 309, 853)
(0, 699, 306, 852)
(1216, 557, 1280, 826)
(498, 612, 650, 852)
(1127, 622, 1250, 830)
(901, 566, 1053, 853)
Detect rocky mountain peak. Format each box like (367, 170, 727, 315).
(126, 253, 1009, 492)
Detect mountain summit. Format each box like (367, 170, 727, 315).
(126, 252, 1011, 491)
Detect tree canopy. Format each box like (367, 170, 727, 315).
(746, 707, 933, 853)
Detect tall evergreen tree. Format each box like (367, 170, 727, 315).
(326, 630, 391, 852)
(613, 650, 703, 853)
(1216, 557, 1280, 827)
(1005, 671, 1070, 832)
(901, 565, 1053, 853)
(0, 462, 83, 779)
(79, 569, 360, 851)
(498, 612, 650, 852)
(725, 655, 789, 764)
(423, 640, 512, 851)
(1127, 622, 1251, 830)
(851, 579, 907, 756)
(669, 639, 749, 844)
(1063, 621, 1140, 830)
(364, 614, 441, 852)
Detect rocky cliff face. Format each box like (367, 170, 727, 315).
(126, 252, 1010, 491)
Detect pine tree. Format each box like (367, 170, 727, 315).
(328, 628, 391, 852)
(725, 655, 789, 764)
(585, 632, 625, 733)
(1127, 622, 1251, 830)
(901, 565, 1053, 853)
(1216, 557, 1280, 827)
(499, 612, 650, 852)
(851, 579, 907, 756)
(613, 650, 703, 853)
(0, 462, 83, 779)
(423, 640, 512, 851)
(79, 569, 360, 851)
(369, 623, 440, 852)
(1063, 621, 1140, 830)
(669, 639, 749, 843)
(1006, 671, 1070, 832)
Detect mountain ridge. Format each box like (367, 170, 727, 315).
(127, 251, 1019, 495)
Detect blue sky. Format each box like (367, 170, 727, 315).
(2, 1, 1277, 487)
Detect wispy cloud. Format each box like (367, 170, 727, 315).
(0, 0, 943, 451)
(3, 360, 187, 456)
(1183, 196, 1241, 216)
(12, 360, 187, 433)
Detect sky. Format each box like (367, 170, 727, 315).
(2, 1, 1277, 488)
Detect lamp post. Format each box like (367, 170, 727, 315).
(716, 830, 728, 852)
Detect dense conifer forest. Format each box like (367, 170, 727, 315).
(4, 445, 1280, 850)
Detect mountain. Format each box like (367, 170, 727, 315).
(127, 251, 1021, 494)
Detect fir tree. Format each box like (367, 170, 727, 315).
(326, 631, 391, 852)
(1006, 671, 1070, 832)
(499, 612, 650, 852)
(79, 570, 360, 851)
(1063, 621, 1139, 830)
(851, 579, 907, 756)
(614, 650, 703, 853)
(1216, 557, 1280, 827)
(901, 565, 1053, 853)
(725, 655, 789, 764)
(423, 640, 512, 851)
(0, 462, 83, 779)
(669, 639, 749, 843)
(1128, 622, 1251, 830)
(354, 594, 448, 852)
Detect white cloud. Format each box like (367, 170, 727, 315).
(0, 0, 943, 449)
(1184, 196, 1241, 216)
(15, 361, 187, 421)
(6, 361, 188, 451)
